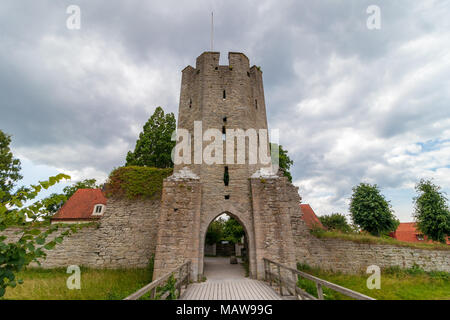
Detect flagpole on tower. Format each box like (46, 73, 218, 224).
(211, 11, 214, 51)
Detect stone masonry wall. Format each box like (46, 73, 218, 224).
(288, 187, 450, 273)
(93, 198, 161, 268)
(153, 179, 202, 279)
(250, 176, 298, 278)
(0, 198, 161, 269)
(298, 237, 450, 273)
(2, 193, 448, 274)
(1, 226, 99, 268)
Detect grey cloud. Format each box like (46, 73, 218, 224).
(1, 0, 449, 219)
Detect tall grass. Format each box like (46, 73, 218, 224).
(296, 263, 450, 300)
(2, 259, 155, 300)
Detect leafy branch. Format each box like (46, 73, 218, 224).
(0, 174, 85, 297)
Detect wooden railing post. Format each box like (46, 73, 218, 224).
(177, 266, 182, 298)
(269, 262, 273, 287)
(186, 262, 189, 287)
(150, 287, 156, 300)
(185, 262, 190, 289)
(264, 259, 267, 282)
(291, 270, 300, 300)
(316, 283, 324, 300)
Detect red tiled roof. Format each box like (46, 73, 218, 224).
(391, 222, 450, 245)
(300, 204, 325, 229)
(51, 189, 106, 221)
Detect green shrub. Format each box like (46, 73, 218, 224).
(296, 275, 339, 300)
(156, 274, 177, 300)
(406, 264, 426, 276)
(319, 213, 353, 233)
(297, 262, 313, 272)
(105, 166, 172, 200)
(383, 264, 450, 280)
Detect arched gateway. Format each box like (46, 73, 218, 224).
(153, 52, 304, 281)
(200, 211, 255, 277)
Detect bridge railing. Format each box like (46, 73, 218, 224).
(263, 258, 375, 300)
(124, 261, 191, 300)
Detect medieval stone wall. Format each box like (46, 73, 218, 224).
(297, 237, 450, 273)
(94, 198, 161, 268)
(1, 198, 161, 269)
(1, 226, 99, 268)
(250, 176, 298, 278)
(2, 194, 448, 274)
(153, 179, 202, 279)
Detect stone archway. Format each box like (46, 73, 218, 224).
(198, 211, 256, 279)
(152, 175, 300, 281)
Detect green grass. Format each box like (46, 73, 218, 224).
(311, 229, 449, 251)
(296, 263, 450, 300)
(241, 259, 249, 277)
(2, 267, 152, 300)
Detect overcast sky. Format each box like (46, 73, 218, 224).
(1, 0, 449, 222)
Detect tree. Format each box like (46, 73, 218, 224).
(205, 217, 245, 245)
(0, 130, 22, 202)
(271, 144, 294, 182)
(62, 178, 99, 199)
(319, 213, 352, 233)
(205, 218, 225, 245)
(413, 179, 450, 244)
(44, 179, 100, 215)
(126, 107, 176, 168)
(0, 174, 84, 297)
(350, 183, 399, 236)
(223, 217, 245, 244)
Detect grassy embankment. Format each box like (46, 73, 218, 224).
(2, 267, 152, 300)
(296, 263, 450, 300)
(3, 263, 449, 300)
(311, 228, 449, 251)
(303, 229, 449, 300)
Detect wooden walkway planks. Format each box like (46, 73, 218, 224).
(181, 280, 282, 300)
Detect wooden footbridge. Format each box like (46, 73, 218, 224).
(124, 257, 374, 301)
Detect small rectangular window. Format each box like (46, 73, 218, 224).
(222, 126, 226, 141)
(223, 90, 226, 99)
(224, 166, 229, 186)
(224, 195, 230, 200)
(94, 205, 103, 214)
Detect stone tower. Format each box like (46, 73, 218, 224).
(153, 52, 303, 280)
